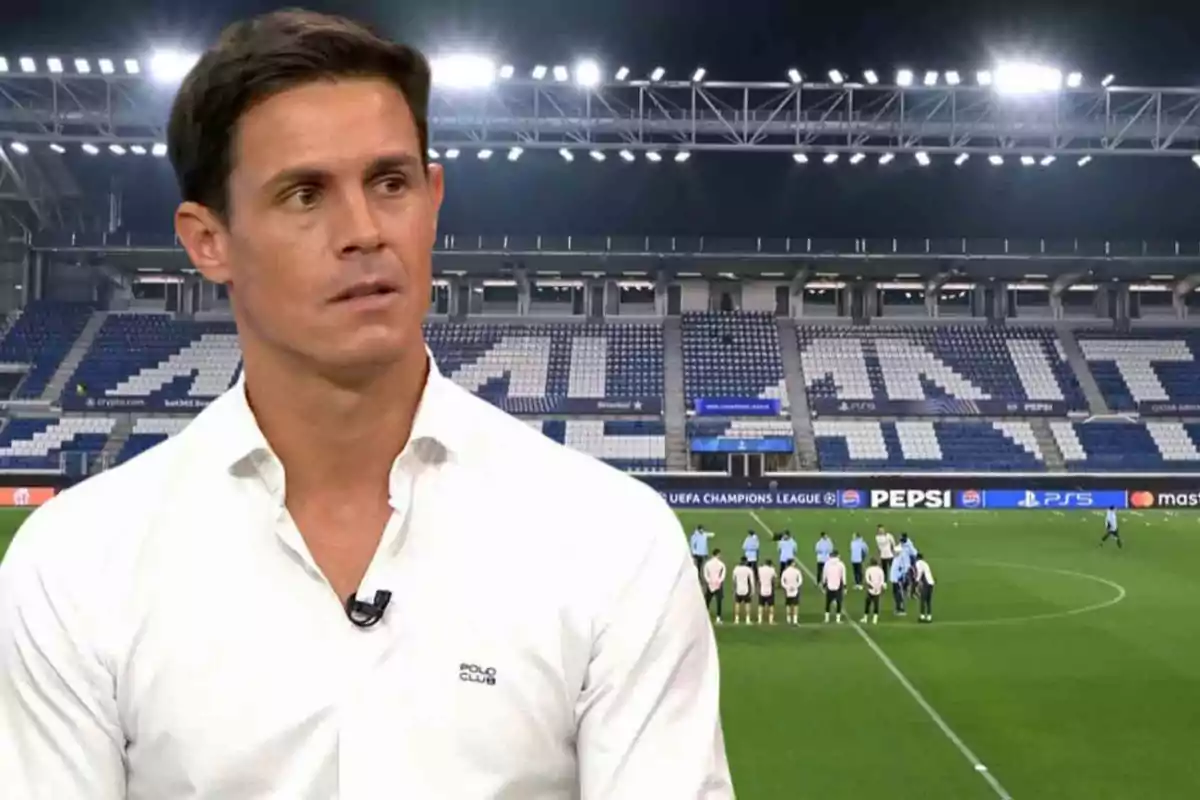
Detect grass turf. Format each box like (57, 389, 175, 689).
(2, 506, 1199, 798)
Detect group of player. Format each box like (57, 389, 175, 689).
(691, 524, 937, 626)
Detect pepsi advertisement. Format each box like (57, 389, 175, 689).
(956, 490, 1129, 510)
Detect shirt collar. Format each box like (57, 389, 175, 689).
(202, 348, 467, 473)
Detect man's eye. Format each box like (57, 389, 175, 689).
(376, 174, 408, 194)
(285, 186, 321, 208)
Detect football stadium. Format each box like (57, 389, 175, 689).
(4, 3, 1200, 797)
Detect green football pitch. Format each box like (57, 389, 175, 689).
(3, 505, 1199, 798)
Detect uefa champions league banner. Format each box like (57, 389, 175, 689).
(810, 398, 1068, 416)
(659, 488, 864, 509)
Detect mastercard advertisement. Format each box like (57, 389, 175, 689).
(0, 487, 58, 507)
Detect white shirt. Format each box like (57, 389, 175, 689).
(822, 558, 847, 592)
(703, 557, 726, 592)
(0, 358, 732, 799)
(756, 565, 776, 596)
(865, 565, 886, 596)
(732, 565, 754, 596)
(916, 559, 936, 586)
(876, 532, 895, 560)
(780, 566, 802, 597)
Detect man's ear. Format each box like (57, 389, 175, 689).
(175, 201, 232, 285)
(426, 162, 445, 234)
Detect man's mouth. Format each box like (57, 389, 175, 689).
(333, 279, 399, 302)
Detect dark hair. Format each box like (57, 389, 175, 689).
(168, 9, 431, 220)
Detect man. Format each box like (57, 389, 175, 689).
(914, 552, 936, 623)
(0, 12, 731, 798)
(780, 560, 803, 626)
(732, 557, 755, 625)
(821, 549, 847, 624)
(875, 524, 896, 585)
(742, 529, 761, 575)
(691, 525, 714, 575)
(777, 530, 797, 570)
(703, 549, 727, 624)
(889, 547, 910, 616)
(849, 532, 869, 590)
(814, 531, 834, 583)
(861, 558, 886, 625)
(756, 559, 778, 625)
(1100, 506, 1122, 549)
(899, 534, 919, 599)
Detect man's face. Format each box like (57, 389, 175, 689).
(180, 78, 443, 376)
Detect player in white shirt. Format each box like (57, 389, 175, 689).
(756, 560, 778, 625)
(915, 552, 936, 623)
(820, 551, 847, 624)
(875, 524, 896, 587)
(779, 562, 803, 626)
(1100, 507, 1122, 549)
(860, 558, 886, 625)
(732, 557, 755, 625)
(702, 549, 727, 624)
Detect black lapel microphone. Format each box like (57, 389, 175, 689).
(344, 589, 393, 629)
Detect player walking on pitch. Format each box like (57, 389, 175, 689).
(849, 532, 868, 590)
(756, 559, 778, 625)
(861, 558, 885, 624)
(875, 525, 896, 586)
(1100, 506, 1123, 549)
(732, 557, 754, 625)
(821, 550, 847, 624)
(915, 552, 936, 623)
(814, 532, 833, 583)
(703, 549, 727, 624)
(780, 561, 803, 625)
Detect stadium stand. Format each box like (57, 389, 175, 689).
(0, 416, 114, 471)
(116, 416, 193, 464)
(687, 419, 795, 440)
(424, 321, 664, 414)
(0, 301, 95, 398)
(66, 314, 240, 408)
(526, 418, 666, 471)
(1075, 329, 1200, 411)
(797, 325, 1087, 410)
(1052, 420, 1200, 471)
(813, 419, 1045, 471)
(681, 312, 787, 406)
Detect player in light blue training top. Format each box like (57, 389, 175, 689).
(815, 532, 834, 583)
(849, 533, 869, 590)
(777, 531, 798, 570)
(890, 547, 911, 615)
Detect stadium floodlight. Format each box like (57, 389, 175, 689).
(878, 152, 894, 165)
(915, 151, 931, 166)
(988, 154, 1004, 166)
(477, 149, 493, 160)
(646, 150, 662, 162)
(552, 65, 569, 82)
(1020, 155, 1035, 166)
(1077, 155, 1092, 166)
(574, 59, 601, 87)
(559, 148, 575, 162)
(691, 67, 706, 82)
(19, 57, 35, 73)
(131, 144, 147, 155)
(110, 144, 127, 155)
(431, 54, 497, 89)
(82, 143, 99, 155)
(47, 57, 63, 74)
(498, 64, 514, 79)
(1040, 155, 1056, 166)
(1066, 71, 1083, 88)
(792, 152, 809, 164)
(976, 70, 993, 86)
(615, 66, 630, 81)
(9, 142, 29, 155)
(863, 69, 879, 85)
(674, 150, 691, 163)
(507, 146, 523, 161)
(822, 153, 839, 164)
(945, 70, 961, 85)
(150, 50, 199, 84)
(151, 143, 167, 157)
(994, 62, 1063, 95)
(444, 148, 460, 160)
(955, 153, 969, 166)
(124, 58, 140, 74)
(0, 57, 7, 73)
(1192, 154, 1200, 169)
(531, 65, 548, 80)
(828, 69, 844, 84)
(896, 69, 914, 87)
(589, 149, 606, 162)
(788, 68, 802, 84)
(74, 58, 91, 74)
(428, 147, 440, 160)
(1101, 74, 1115, 87)
(923, 70, 938, 86)
(98, 58, 114, 75)
(849, 152, 865, 165)
(650, 66, 666, 81)
(619, 149, 635, 162)
(49, 143, 66, 154)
